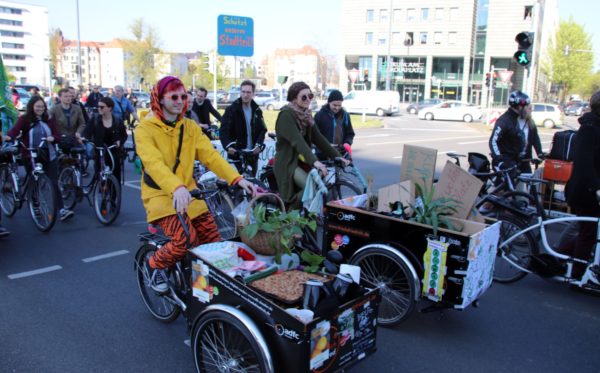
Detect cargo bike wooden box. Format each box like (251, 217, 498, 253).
(324, 201, 500, 326)
(183, 245, 381, 373)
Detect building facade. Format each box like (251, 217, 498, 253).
(259, 46, 327, 90)
(341, 0, 558, 106)
(0, 0, 49, 86)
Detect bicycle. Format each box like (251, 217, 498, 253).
(57, 142, 122, 225)
(0, 137, 58, 232)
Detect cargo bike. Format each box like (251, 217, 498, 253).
(323, 198, 501, 326)
(134, 190, 381, 373)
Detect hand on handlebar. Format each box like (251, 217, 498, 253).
(237, 178, 258, 197)
(227, 147, 237, 156)
(173, 186, 192, 214)
(314, 160, 328, 177)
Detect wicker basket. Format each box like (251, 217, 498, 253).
(238, 193, 286, 256)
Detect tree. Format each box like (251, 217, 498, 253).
(123, 18, 161, 89)
(243, 65, 255, 79)
(575, 70, 600, 98)
(546, 18, 594, 102)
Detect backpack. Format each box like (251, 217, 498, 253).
(549, 130, 576, 161)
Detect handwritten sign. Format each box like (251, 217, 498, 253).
(217, 15, 254, 57)
(434, 161, 483, 219)
(399, 145, 437, 188)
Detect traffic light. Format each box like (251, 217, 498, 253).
(490, 72, 497, 89)
(485, 73, 491, 87)
(203, 54, 212, 72)
(514, 32, 533, 67)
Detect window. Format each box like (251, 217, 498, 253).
(365, 32, 373, 45)
(421, 8, 429, 21)
(366, 9, 374, 23)
(2, 42, 24, 49)
(420, 32, 428, 45)
(392, 32, 402, 45)
(435, 8, 444, 20)
(533, 104, 545, 112)
(448, 32, 457, 45)
(393, 9, 402, 22)
(406, 8, 416, 21)
(434, 32, 443, 45)
(379, 9, 388, 22)
(2, 54, 26, 60)
(450, 7, 459, 21)
(0, 6, 22, 14)
(0, 19, 22, 26)
(0, 30, 24, 37)
(546, 106, 556, 112)
(378, 33, 387, 45)
(405, 32, 414, 46)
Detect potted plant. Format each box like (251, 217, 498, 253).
(407, 181, 462, 237)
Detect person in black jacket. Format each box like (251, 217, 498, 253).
(82, 97, 127, 183)
(566, 90, 600, 278)
(191, 87, 223, 130)
(489, 90, 543, 173)
(85, 85, 104, 114)
(314, 89, 355, 158)
(220, 80, 267, 176)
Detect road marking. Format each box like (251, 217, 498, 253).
(82, 250, 130, 263)
(392, 150, 455, 159)
(354, 134, 391, 139)
(384, 127, 479, 133)
(184, 339, 191, 347)
(8, 265, 63, 280)
(124, 180, 141, 190)
(458, 140, 489, 145)
(120, 220, 148, 226)
(368, 135, 488, 146)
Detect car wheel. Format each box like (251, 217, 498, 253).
(463, 114, 473, 123)
(376, 108, 385, 117)
(424, 112, 434, 121)
(543, 119, 555, 129)
(267, 104, 274, 111)
(409, 107, 417, 115)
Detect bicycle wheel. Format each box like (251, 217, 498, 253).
(0, 164, 17, 217)
(58, 166, 78, 210)
(28, 174, 58, 232)
(206, 190, 237, 240)
(134, 244, 180, 323)
(493, 212, 538, 283)
(350, 245, 417, 326)
(93, 174, 121, 225)
(192, 310, 272, 373)
(327, 179, 362, 202)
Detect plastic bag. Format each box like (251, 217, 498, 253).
(190, 241, 242, 270)
(232, 199, 252, 225)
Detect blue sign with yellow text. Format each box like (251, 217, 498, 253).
(217, 15, 254, 57)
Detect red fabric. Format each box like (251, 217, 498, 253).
(150, 76, 188, 123)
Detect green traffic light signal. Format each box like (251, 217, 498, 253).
(514, 51, 530, 66)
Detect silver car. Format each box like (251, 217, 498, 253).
(418, 100, 482, 122)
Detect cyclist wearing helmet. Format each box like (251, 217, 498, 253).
(489, 90, 543, 173)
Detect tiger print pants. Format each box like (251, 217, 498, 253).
(149, 212, 221, 269)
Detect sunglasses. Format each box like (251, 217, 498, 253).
(301, 93, 314, 101)
(168, 94, 188, 101)
(98, 105, 107, 109)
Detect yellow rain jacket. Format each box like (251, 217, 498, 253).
(135, 113, 240, 223)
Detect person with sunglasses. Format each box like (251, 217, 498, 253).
(220, 80, 267, 176)
(273, 82, 350, 209)
(135, 76, 258, 294)
(82, 97, 127, 183)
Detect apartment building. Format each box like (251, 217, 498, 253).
(260, 45, 327, 90)
(0, 0, 49, 86)
(341, 0, 558, 105)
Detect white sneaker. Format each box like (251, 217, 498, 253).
(150, 268, 169, 294)
(59, 208, 74, 221)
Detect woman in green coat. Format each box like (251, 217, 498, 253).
(274, 82, 350, 208)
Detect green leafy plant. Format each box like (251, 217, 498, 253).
(300, 249, 324, 273)
(408, 181, 462, 237)
(243, 204, 317, 262)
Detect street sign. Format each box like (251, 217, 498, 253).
(348, 68, 359, 83)
(217, 15, 254, 57)
(498, 70, 514, 83)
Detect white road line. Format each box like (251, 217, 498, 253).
(82, 250, 130, 263)
(385, 127, 479, 133)
(368, 135, 488, 146)
(458, 140, 489, 145)
(124, 181, 141, 190)
(184, 339, 191, 347)
(354, 134, 391, 139)
(8, 265, 63, 280)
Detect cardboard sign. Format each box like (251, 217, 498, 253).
(377, 180, 414, 213)
(399, 145, 437, 188)
(434, 161, 483, 219)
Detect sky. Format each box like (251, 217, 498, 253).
(13, 0, 600, 67)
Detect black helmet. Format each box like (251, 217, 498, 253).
(508, 91, 531, 108)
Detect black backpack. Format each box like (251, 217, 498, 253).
(549, 130, 577, 161)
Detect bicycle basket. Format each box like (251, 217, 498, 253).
(468, 152, 490, 173)
(238, 193, 286, 256)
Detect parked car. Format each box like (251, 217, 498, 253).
(135, 92, 151, 108)
(417, 100, 482, 122)
(263, 97, 318, 111)
(342, 90, 400, 116)
(406, 98, 444, 115)
(565, 102, 588, 116)
(254, 91, 277, 106)
(530, 103, 564, 128)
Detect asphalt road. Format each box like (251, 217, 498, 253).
(1, 114, 598, 373)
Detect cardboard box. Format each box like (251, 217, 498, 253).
(377, 180, 414, 213)
(400, 145, 437, 189)
(433, 161, 483, 219)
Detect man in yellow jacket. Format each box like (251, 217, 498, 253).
(135, 76, 256, 293)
